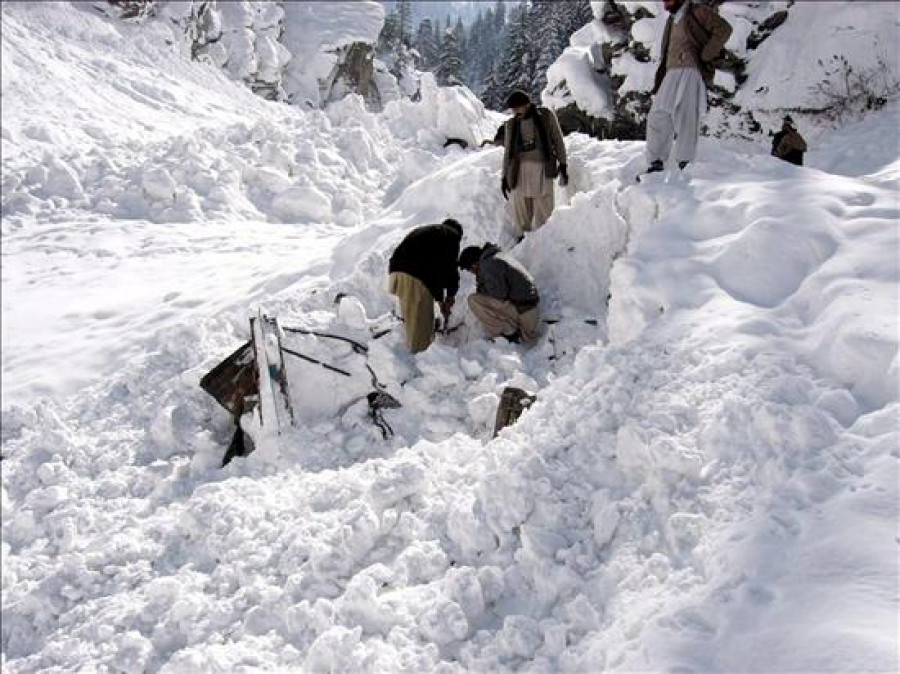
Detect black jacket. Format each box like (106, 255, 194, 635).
(389, 223, 462, 302)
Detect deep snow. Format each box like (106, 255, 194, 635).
(2, 2, 898, 673)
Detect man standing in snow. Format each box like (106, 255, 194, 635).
(501, 90, 568, 240)
(458, 243, 540, 344)
(643, 0, 732, 176)
(388, 219, 464, 353)
(771, 115, 808, 166)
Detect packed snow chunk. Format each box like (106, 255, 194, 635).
(337, 573, 396, 634)
(666, 512, 708, 554)
(304, 625, 363, 673)
(591, 491, 620, 550)
(445, 567, 486, 621)
(447, 495, 498, 558)
(337, 295, 368, 329)
(418, 599, 468, 645)
(45, 156, 86, 201)
(141, 167, 177, 203)
(111, 631, 153, 673)
(500, 615, 543, 659)
(366, 457, 427, 510)
(397, 540, 450, 585)
(467, 392, 500, 431)
(710, 217, 838, 308)
(271, 184, 332, 223)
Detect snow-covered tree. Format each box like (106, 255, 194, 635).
(397, 0, 413, 49)
(437, 26, 464, 86)
(495, 3, 532, 101)
(533, 1, 570, 96)
(415, 18, 439, 71)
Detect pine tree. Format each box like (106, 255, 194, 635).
(377, 11, 401, 56)
(481, 65, 503, 110)
(415, 18, 438, 70)
(495, 3, 532, 101)
(533, 1, 569, 96)
(437, 26, 464, 86)
(563, 0, 594, 37)
(454, 17, 467, 58)
(397, 0, 413, 48)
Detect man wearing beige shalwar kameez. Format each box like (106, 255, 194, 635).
(501, 90, 568, 240)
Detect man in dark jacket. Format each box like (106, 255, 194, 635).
(501, 90, 568, 239)
(388, 218, 464, 353)
(771, 116, 808, 166)
(644, 0, 732, 175)
(458, 243, 540, 343)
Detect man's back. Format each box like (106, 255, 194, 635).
(389, 223, 462, 301)
(477, 246, 539, 308)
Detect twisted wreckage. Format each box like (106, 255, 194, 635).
(200, 310, 536, 465)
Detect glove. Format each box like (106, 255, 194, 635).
(501, 177, 510, 201)
(558, 164, 569, 187)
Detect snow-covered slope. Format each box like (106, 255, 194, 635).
(547, 1, 900, 146)
(2, 2, 898, 673)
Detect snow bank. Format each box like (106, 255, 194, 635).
(735, 1, 900, 113)
(2, 2, 898, 672)
(1, 1, 498, 405)
(543, 20, 615, 118)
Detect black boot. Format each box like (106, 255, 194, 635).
(502, 330, 522, 344)
(678, 160, 689, 170)
(646, 159, 664, 174)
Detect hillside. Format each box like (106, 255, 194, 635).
(2, 2, 898, 672)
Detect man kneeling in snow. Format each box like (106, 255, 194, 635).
(458, 244, 540, 344)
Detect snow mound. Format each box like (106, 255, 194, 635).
(2, 3, 898, 672)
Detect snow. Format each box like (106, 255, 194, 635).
(2, 2, 899, 673)
(735, 1, 900, 112)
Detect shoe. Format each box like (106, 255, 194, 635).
(502, 330, 522, 344)
(646, 160, 664, 174)
(678, 161, 689, 170)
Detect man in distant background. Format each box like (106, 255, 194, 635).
(458, 242, 540, 344)
(771, 115, 808, 166)
(643, 0, 732, 176)
(388, 219, 464, 353)
(501, 90, 568, 240)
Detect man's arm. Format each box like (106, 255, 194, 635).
(544, 109, 567, 167)
(695, 5, 733, 63)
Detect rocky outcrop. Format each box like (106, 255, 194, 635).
(323, 42, 380, 109)
(544, 0, 791, 141)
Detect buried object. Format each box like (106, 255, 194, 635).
(200, 312, 401, 466)
(492, 386, 537, 437)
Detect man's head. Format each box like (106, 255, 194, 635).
(442, 218, 463, 237)
(458, 245, 482, 273)
(663, 0, 685, 13)
(783, 115, 796, 130)
(504, 90, 531, 118)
